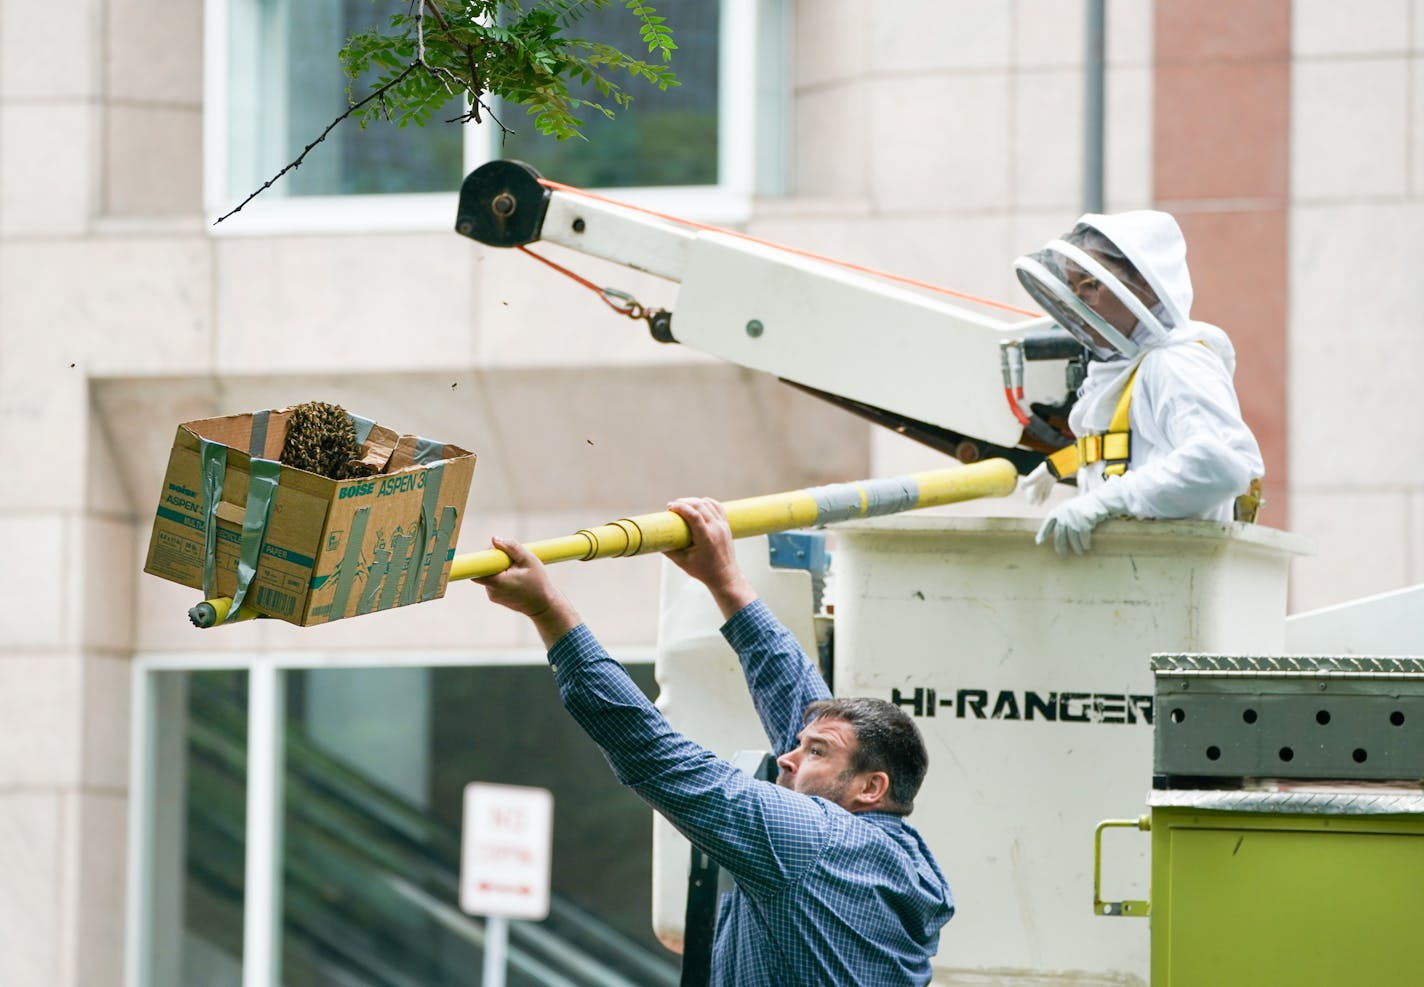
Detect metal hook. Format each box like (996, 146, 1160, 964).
(600, 287, 645, 321)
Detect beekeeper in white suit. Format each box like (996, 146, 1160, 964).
(1013, 211, 1264, 556)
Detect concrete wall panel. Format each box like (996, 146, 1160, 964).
(1013, 69, 1085, 210)
(0, 795, 62, 987)
(73, 794, 128, 987)
(0, 105, 97, 236)
(790, 83, 870, 198)
(1014, 0, 1085, 69)
(105, 0, 203, 102)
(104, 107, 203, 216)
(0, 0, 100, 100)
(0, 656, 81, 785)
(79, 519, 138, 655)
(869, 0, 1010, 73)
(1289, 202, 1424, 489)
(793, 0, 868, 89)
(0, 519, 73, 649)
(1105, 64, 1153, 209)
(1293, 0, 1411, 56)
(1292, 59, 1411, 200)
(868, 74, 1010, 213)
(1290, 490, 1413, 611)
(1, 239, 212, 375)
(215, 234, 472, 373)
(81, 657, 131, 788)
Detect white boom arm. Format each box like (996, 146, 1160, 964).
(455, 161, 1070, 458)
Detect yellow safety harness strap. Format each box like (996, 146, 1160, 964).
(1095, 367, 1138, 477)
(1046, 443, 1079, 479)
(1044, 366, 1139, 479)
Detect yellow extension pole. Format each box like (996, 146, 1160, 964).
(190, 459, 1018, 627)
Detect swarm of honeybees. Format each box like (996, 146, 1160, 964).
(279, 401, 367, 480)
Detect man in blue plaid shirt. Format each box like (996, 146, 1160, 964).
(479, 497, 954, 985)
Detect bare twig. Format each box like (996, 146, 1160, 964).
(452, 95, 507, 135)
(213, 62, 420, 225)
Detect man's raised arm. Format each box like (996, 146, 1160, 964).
(474, 534, 829, 898)
(665, 498, 832, 756)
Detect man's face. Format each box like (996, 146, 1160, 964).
(776, 716, 860, 808)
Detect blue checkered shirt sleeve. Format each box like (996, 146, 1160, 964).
(719, 598, 832, 755)
(548, 614, 833, 898)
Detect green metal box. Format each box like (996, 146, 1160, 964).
(1148, 793, 1424, 986)
(1099, 655, 1424, 985)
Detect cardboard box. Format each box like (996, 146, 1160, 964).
(144, 407, 476, 625)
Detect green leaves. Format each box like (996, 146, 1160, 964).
(337, 0, 680, 142)
(625, 0, 676, 59)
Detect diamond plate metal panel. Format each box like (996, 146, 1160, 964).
(1153, 654, 1424, 781)
(1152, 654, 1424, 677)
(1148, 788, 1424, 815)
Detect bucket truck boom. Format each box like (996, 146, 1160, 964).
(455, 160, 1083, 473)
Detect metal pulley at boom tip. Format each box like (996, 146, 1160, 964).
(188, 460, 1019, 628)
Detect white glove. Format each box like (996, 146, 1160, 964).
(1035, 485, 1128, 557)
(1019, 462, 1056, 506)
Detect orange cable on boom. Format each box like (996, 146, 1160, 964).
(536, 178, 1042, 319)
(516, 244, 645, 319)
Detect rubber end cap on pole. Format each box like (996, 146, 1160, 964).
(189, 602, 218, 628)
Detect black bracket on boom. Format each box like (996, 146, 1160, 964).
(455, 160, 550, 247)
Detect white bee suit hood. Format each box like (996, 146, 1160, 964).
(1024, 211, 1265, 527)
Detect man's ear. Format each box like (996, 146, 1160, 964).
(850, 770, 891, 809)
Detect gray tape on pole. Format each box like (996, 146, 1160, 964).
(227, 458, 281, 621)
(808, 481, 869, 525)
(199, 440, 228, 597)
(860, 476, 921, 518)
(248, 410, 270, 459)
(809, 476, 921, 525)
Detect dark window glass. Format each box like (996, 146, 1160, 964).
(175, 669, 250, 987)
(277, 663, 678, 986)
(497, 0, 720, 188)
(280, 0, 465, 196)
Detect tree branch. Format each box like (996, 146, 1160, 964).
(215, 1, 676, 222)
(421, 0, 485, 122)
(213, 62, 421, 225)
(417, 0, 466, 97)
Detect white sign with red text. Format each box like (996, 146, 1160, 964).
(459, 783, 554, 920)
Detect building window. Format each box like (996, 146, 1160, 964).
(495, 1, 720, 190)
(207, 0, 783, 232)
(146, 670, 251, 987)
(232, 0, 465, 200)
(129, 657, 678, 987)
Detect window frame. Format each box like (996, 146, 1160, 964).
(203, 0, 782, 236)
(123, 644, 656, 987)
